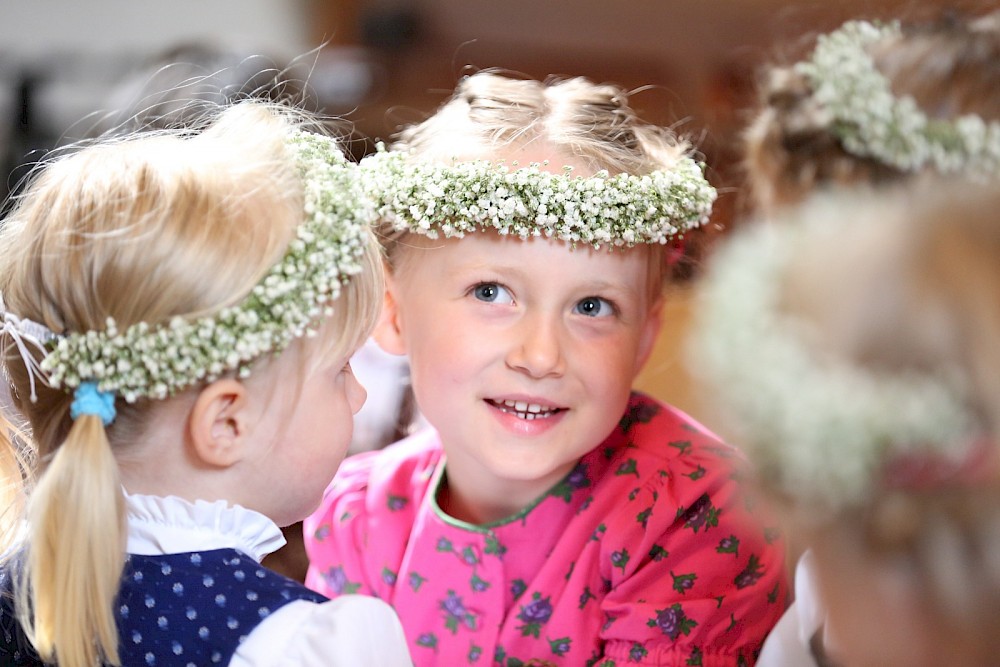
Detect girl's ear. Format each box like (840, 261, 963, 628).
(373, 270, 407, 355)
(188, 379, 250, 468)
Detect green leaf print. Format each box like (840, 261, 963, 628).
(578, 586, 596, 609)
(716, 535, 740, 556)
(668, 440, 692, 455)
(386, 494, 409, 511)
(440, 589, 477, 634)
(548, 636, 572, 656)
(615, 458, 639, 478)
(409, 571, 428, 592)
(686, 646, 704, 666)
(467, 643, 483, 662)
(648, 544, 669, 561)
(684, 465, 706, 481)
(516, 592, 553, 638)
(671, 571, 697, 595)
(610, 548, 630, 573)
(484, 533, 507, 557)
(628, 643, 648, 661)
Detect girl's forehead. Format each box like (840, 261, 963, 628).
(491, 140, 597, 177)
(400, 231, 654, 286)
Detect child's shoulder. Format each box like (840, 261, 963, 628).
(619, 391, 742, 467)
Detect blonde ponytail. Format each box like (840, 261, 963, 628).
(19, 415, 125, 667)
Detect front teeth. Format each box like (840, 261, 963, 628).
(499, 399, 555, 420)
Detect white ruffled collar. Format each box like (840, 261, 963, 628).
(125, 491, 286, 563)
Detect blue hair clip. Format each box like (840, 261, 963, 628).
(70, 381, 116, 426)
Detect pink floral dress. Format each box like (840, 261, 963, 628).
(304, 393, 787, 666)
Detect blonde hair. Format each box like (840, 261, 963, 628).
(775, 181, 1000, 665)
(744, 11, 1000, 214)
(382, 71, 695, 288)
(0, 101, 382, 667)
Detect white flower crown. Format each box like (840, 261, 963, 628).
(798, 20, 1000, 175)
(28, 129, 374, 403)
(358, 144, 716, 249)
(690, 196, 975, 514)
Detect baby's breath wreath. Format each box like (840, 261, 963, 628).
(358, 144, 716, 249)
(38, 129, 374, 403)
(799, 20, 1000, 176)
(691, 196, 976, 514)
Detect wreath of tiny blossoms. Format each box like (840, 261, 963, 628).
(799, 19, 1000, 175)
(358, 144, 716, 249)
(38, 129, 374, 403)
(690, 196, 975, 514)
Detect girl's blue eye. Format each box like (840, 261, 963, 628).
(473, 283, 514, 304)
(575, 296, 614, 318)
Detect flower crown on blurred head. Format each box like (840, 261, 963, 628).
(1, 129, 375, 406)
(358, 144, 717, 250)
(799, 19, 1000, 176)
(691, 194, 977, 516)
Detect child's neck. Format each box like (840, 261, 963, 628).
(437, 465, 570, 525)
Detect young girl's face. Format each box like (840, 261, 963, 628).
(378, 231, 662, 517)
(247, 350, 367, 527)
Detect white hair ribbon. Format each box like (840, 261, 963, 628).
(0, 295, 57, 402)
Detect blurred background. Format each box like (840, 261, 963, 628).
(0, 0, 993, 420)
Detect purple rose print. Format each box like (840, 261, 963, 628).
(470, 573, 490, 592)
(439, 589, 476, 634)
(716, 535, 740, 556)
(408, 571, 428, 592)
(671, 571, 697, 594)
(734, 554, 764, 589)
(323, 565, 360, 594)
(516, 592, 553, 637)
(681, 493, 720, 533)
(550, 463, 591, 501)
(619, 400, 660, 432)
(381, 567, 397, 586)
(629, 643, 649, 661)
(615, 458, 639, 478)
(467, 643, 483, 662)
(578, 586, 595, 609)
(687, 646, 704, 665)
(416, 632, 438, 651)
(436, 537, 454, 552)
(648, 544, 669, 562)
(461, 546, 480, 565)
(510, 578, 527, 600)
(484, 533, 507, 557)
(647, 603, 698, 641)
(548, 636, 572, 656)
(610, 548, 630, 574)
(387, 494, 408, 511)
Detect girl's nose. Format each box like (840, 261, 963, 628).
(505, 316, 566, 379)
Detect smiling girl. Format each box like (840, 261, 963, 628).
(304, 72, 787, 666)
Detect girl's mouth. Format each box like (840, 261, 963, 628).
(488, 398, 564, 420)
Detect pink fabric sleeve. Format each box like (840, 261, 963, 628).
(598, 444, 787, 666)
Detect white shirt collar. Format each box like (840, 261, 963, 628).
(125, 491, 286, 563)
